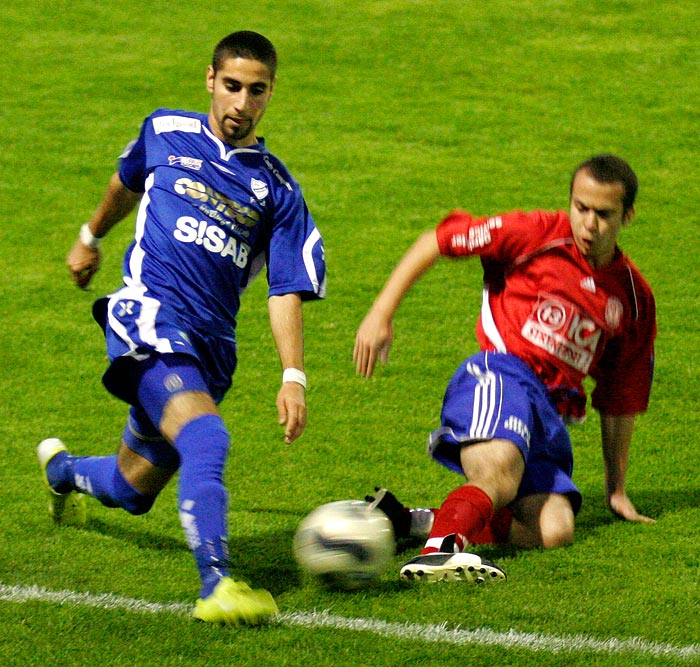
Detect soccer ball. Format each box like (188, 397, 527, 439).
(293, 500, 395, 590)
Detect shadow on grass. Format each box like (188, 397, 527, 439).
(83, 514, 305, 596)
(72, 486, 698, 597)
(86, 517, 186, 552)
(574, 486, 700, 532)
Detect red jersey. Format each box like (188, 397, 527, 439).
(436, 209, 656, 421)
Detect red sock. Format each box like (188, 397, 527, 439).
(469, 506, 514, 545)
(421, 485, 494, 555)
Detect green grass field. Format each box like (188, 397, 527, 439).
(1, 1, 698, 665)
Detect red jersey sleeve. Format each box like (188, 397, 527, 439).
(590, 262, 656, 415)
(436, 209, 564, 262)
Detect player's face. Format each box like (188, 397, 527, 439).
(569, 169, 634, 268)
(206, 57, 275, 147)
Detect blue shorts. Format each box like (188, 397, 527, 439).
(92, 287, 237, 406)
(428, 351, 582, 514)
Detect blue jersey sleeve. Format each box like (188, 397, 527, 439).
(118, 118, 149, 193)
(265, 177, 326, 301)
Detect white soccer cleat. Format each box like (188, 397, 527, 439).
(37, 438, 87, 526)
(400, 551, 506, 584)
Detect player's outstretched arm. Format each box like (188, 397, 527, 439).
(269, 293, 307, 444)
(354, 230, 441, 378)
(600, 413, 655, 523)
(67, 172, 141, 289)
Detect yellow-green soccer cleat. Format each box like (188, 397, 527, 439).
(193, 577, 279, 626)
(37, 438, 87, 526)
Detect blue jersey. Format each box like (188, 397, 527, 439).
(93, 109, 325, 405)
(117, 108, 326, 337)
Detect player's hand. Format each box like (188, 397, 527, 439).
(354, 312, 393, 378)
(67, 238, 101, 289)
(277, 381, 307, 444)
(607, 490, 655, 523)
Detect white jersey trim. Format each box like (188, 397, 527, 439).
(106, 287, 174, 356)
(302, 227, 326, 297)
(466, 356, 503, 439)
(480, 286, 507, 352)
(124, 172, 153, 288)
(202, 125, 261, 162)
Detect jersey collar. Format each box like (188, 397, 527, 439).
(202, 123, 265, 161)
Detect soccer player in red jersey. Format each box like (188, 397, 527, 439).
(355, 155, 655, 584)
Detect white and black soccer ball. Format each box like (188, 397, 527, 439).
(293, 500, 395, 590)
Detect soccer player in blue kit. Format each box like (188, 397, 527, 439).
(37, 31, 326, 625)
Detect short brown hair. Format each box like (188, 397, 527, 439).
(212, 31, 277, 78)
(571, 154, 638, 212)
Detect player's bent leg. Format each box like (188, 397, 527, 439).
(37, 414, 175, 524)
(458, 439, 525, 509)
(76, 451, 160, 516)
(136, 360, 278, 622)
(162, 393, 278, 621)
(38, 438, 164, 517)
(117, 443, 178, 496)
(118, 405, 180, 496)
(400, 440, 523, 584)
(37, 438, 87, 526)
(510, 493, 575, 549)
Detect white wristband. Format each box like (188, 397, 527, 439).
(80, 223, 102, 249)
(282, 368, 307, 388)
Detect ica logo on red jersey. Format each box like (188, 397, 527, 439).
(521, 295, 602, 373)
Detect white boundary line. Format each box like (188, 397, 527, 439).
(2, 583, 699, 661)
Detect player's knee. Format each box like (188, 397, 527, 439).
(122, 492, 157, 516)
(174, 414, 230, 474)
(540, 518, 575, 549)
(114, 472, 158, 515)
(161, 392, 220, 444)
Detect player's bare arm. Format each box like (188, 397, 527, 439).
(269, 293, 307, 444)
(354, 230, 441, 378)
(67, 172, 141, 289)
(600, 413, 655, 523)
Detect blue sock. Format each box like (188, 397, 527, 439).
(45, 452, 75, 494)
(53, 453, 155, 515)
(174, 414, 231, 598)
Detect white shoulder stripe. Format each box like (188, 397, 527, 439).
(480, 286, 507, 352)
(302, 228, 325, 297)
(626, 262, 640, 320)
(124, 172, 153, 288)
